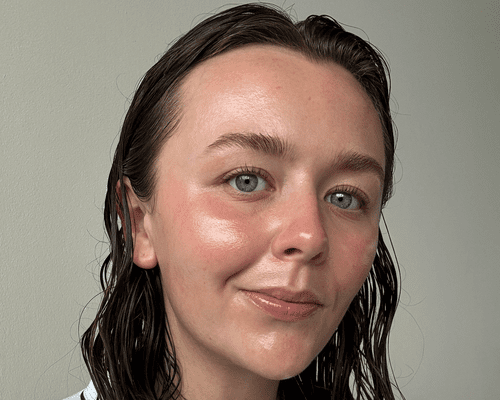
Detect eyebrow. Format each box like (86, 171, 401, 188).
(203, 131, 385, 182)
(203, 132, 295, 160)
(331, 151, 385, 184)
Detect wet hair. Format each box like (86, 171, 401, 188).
(81, 3, 403, 400)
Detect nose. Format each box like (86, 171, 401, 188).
(270, 193, 329, 265)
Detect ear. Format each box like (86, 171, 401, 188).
(118, 177, 158, 269)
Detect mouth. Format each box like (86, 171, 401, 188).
(242, 288, 322, 322)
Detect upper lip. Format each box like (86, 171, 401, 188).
(248, 287, 323, 305)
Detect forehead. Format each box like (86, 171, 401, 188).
(170, 45, 383, 165)
(181, 45, 374, 112)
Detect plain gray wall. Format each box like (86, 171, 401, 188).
(1, 0, 499, 399)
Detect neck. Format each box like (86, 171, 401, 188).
(180, 364, 280, 400)
(172, 334, 280, 400)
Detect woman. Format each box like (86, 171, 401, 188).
(67, 3, 402, 400)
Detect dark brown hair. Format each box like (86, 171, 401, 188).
(81, 3, 402, 399)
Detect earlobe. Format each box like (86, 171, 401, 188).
(118, 178, 158, 269)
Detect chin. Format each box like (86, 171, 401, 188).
(245, 348, 318, 381)
(234, 326, 331, 382)
(258, 361, 312, 381)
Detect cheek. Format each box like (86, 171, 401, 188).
(164, 189, 269, 282)
(332, 222, 379, 295)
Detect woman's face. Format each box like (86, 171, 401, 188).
(136, 46, 385, 382)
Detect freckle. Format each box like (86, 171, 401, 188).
(275, 86, 282, 90)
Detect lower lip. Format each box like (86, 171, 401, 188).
(243, 290, 320, 322)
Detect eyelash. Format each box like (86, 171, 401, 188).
(222, 166, 369, 209)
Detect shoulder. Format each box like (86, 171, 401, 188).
(62, 380, 97, 400)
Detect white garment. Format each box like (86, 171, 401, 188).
(63, 381, 97, 400)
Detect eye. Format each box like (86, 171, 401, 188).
(229, 173, 267, 193)
(325, 192, 362, 210)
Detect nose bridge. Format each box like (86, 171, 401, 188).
(271, 188, 329, 264)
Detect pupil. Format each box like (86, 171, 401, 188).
(236, 174, 258, 192)
(330, 193, 353, 209)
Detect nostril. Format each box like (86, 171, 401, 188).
(310, 252, 323, 262)
(284, 248, 300, 255)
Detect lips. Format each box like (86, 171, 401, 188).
(242, 288, 322, 322)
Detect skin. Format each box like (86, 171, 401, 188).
(126, 46, 385, 400)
